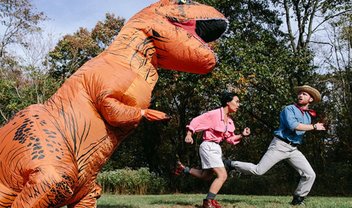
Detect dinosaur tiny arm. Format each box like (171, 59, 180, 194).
(100, 97, 170, 125)
(99, 96, 142, 126)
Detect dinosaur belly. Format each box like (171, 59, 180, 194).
(122, 74, 153, 109)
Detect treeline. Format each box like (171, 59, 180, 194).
(0, 0, 351, 196)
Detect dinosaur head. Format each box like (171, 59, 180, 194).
(129, 0, 228, 74)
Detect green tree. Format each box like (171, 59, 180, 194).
(91, 13, 125, 49)
(270, 0, 352, 84)
(0, 63, 59, 124)
(315, 12, 352, 194)
(0, 0, 46, 58)
(48, 14, 125, 81)
(0, 0, 58, 125)
(48, 27, 100, 80)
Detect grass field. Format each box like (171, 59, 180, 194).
(97, 194, 352, 208)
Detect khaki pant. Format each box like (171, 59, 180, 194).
(233, 137, 316, 197)
(199, 141, 224, 169)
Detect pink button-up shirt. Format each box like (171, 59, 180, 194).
(186, 107, 241, 145)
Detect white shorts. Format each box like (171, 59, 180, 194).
(199, 141, 224, 169)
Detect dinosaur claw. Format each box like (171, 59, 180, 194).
(143, 109, 170, 122)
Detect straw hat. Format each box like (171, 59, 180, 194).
(294, 85, 321, 103)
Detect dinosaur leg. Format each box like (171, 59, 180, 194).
(0, 182, 17, 207)
(67, 184, 102, 208)
(11, 165, 75, 208)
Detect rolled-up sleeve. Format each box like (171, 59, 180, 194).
(186, 112, 212, 133)
(282, 106, 299, 131)
(225, 134, 241, 145)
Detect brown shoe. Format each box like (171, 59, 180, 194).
(174, 161, 185, 176)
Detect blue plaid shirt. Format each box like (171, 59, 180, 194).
(273, 104, 311, 145)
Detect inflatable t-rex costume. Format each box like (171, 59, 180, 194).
(0, 0, 227, 207)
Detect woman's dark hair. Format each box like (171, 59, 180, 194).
(220, 92, 238, 107)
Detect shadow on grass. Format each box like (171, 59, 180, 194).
(220, 199, 243, 204)
(148, 199, 247, 207)
(150, 199, 194, 206)
(221, 198, 286, 206)
(98, 205, 138, 208)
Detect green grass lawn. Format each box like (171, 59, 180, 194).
(97, 194, 352, 208)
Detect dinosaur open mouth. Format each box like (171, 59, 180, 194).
(170, 19, 228, 44)
(195, 19, 228, 43)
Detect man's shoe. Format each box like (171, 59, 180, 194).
(202, 199, 222, 208)
(174, 161, 185, 176)
(202, 199, 215, 208)
(211, 199, 222, 208)
(291, 195, 305, 206)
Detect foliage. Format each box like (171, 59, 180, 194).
(316, 11, 352, 177)
(48, 13, 125, 81)
(0, 0, 54, 124)
(0, 0, 46, 57)
(91, 13, 125, 49)
(97, 168, 167, 194)
(0, 59, 59, 124)
(47, 27, 100, 81)
(270, 0, 351, 51)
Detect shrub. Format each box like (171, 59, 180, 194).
(97, 167, 167, 194)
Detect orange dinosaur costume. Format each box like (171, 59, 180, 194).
(0, 0, 227, 207)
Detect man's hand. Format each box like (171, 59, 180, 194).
(242, 127, 251, 137)
(314, 122, 326, 131)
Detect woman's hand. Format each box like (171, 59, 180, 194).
(185, 131, 194, 144)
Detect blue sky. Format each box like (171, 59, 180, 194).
(32, 0, 158, 38)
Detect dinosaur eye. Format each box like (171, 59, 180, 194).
(167, 16, 180, 23)
(178, 0, 188, 4)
